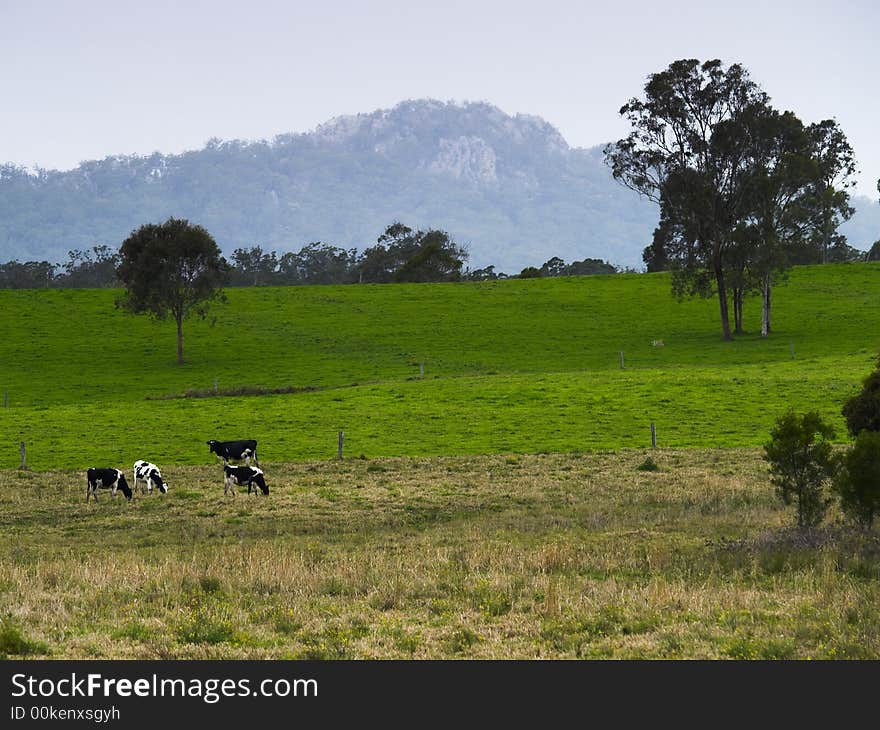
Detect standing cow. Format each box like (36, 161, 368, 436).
(223, 464, 269, 496)
(133, 460, 168, 495)
(207, 439, 259, 466)
(86, 468, 133, 503)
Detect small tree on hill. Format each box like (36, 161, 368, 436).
(763, 411, 836, 528)
(116, 218, 228, 364)
(834, 430, 880, 529)
(841, 356, 880, 437)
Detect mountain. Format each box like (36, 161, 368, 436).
(841, 196, 880, 251)
(0, 99, 876, 272)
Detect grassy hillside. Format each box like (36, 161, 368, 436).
(0, 264, 878, 469)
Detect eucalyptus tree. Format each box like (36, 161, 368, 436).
(738, 108, 817, 336)
(804, 119, 857, 264)
(605, 59, 769, 340)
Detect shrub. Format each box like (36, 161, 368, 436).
(637, 456, 660, 472)
(763, 411, 836, 528)
(834, 430, 880, 528)
(842, 356, 880, 437)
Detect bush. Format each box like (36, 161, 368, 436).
(834, 430, 880, 528)
(842, 356, 880, 437)
(637, 456, 660, 472)
(764, 411, 836, 528)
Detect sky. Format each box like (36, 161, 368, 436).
(1, 0, 878, 197)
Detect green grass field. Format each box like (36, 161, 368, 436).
(2, 264, 880, 659)
(0, 264, 878, 469)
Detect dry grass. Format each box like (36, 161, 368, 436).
(1, 449, 878, 659)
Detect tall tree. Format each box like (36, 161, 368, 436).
(116, 218, 228, 364)
(739, 108, 817, 336)
(804, 120, 857, 264)
(605, 59, 769, 340)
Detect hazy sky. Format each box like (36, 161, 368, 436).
(1, 0, 878, 196)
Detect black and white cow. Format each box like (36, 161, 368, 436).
(223, 464, 269, 496)
(86, 467, 133, 503)
(133, 460, 168, 495)
(207, 439, 259, 466)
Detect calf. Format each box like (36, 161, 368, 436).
(86, 467, 132, 503)
(207, 439, 259, 466)
(223, 464, 269, 496)
(133, 460, 168, 494)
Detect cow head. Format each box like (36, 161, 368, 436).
(253, 473, 269, 495)
(116, 475, 133, 501)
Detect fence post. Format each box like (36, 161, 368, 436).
(650, 423, 657, 449)
(420, 363, 425, 379)
(337, 431, 344, 460)
(3, 390, 7, 408)
(19, 441, 26, 470)
(619, 351, 625, 369)
(214, 378, 219, 393)
(789, 342, 795, 360)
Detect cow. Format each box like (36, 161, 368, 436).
(223, 464, 269, 496)
(133, 460, 168, 495)
(207, 439, 259, 466)
(86, 467, 132, 503)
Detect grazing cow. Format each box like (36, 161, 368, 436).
(207, 439, 259, 466)
(86, 468, 132, 503)
(133, 460, 168, 494)
(223, 464, 269, 496)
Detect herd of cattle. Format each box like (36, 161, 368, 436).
(85, 439, 268, 502)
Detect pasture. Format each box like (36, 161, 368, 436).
(0, 264, 878, 469)
(1, 264, 879, 659)
(2, 450, 879, 659)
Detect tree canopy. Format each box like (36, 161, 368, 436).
(115, 218, 228, 363)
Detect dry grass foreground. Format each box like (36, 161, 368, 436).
(2, 449, 879, 659)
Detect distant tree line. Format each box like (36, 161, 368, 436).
(0, 221, 623, 289)
(0, 245, 120, 289)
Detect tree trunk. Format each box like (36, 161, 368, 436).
(733, 287, 744, 334)
(176, 315, 184, 364)
(715, 263, 732, 341)
(761, 273, 772, 337)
